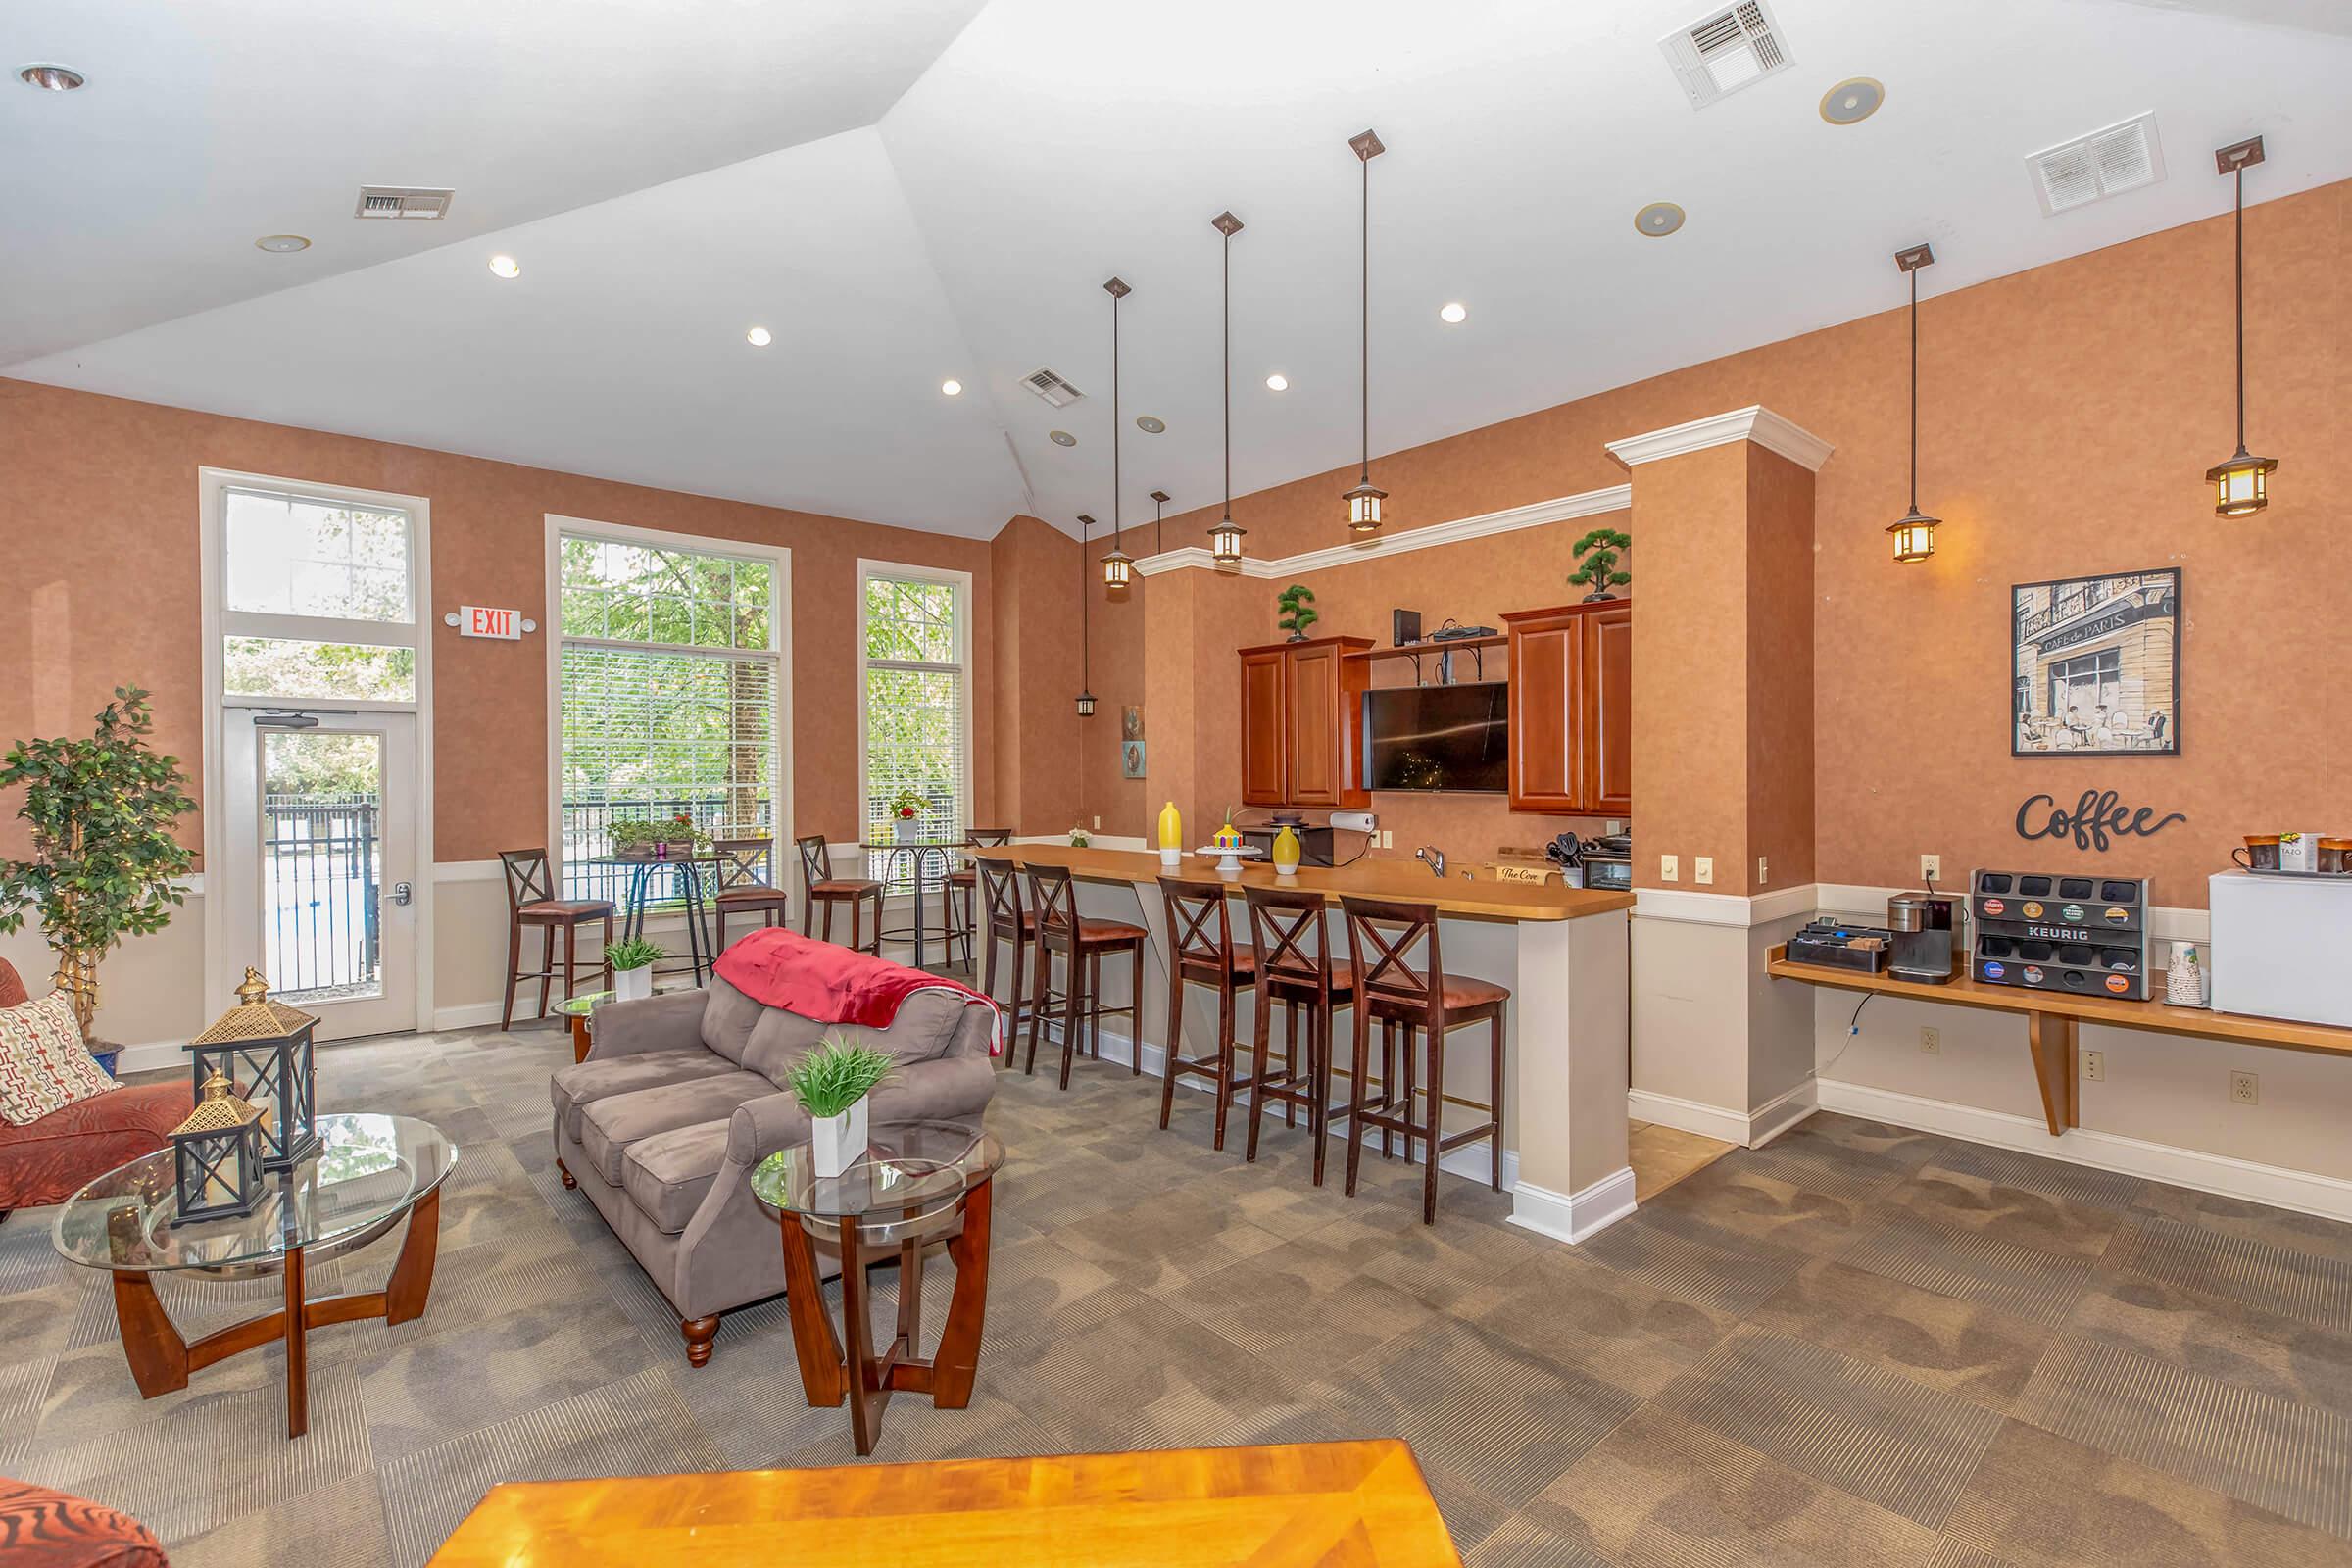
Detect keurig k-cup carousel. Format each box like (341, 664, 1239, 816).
(1969, 869, 2152, 1001)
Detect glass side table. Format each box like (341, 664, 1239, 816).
(52, 1111, 457, 1439)
(750, 1119, 1004, 1455)
(554, 990, 612, 1063)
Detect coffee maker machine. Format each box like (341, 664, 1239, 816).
(1886, 891, 1958, 983)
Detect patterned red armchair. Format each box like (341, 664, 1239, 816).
(0, 958, 195, 1214)
(0, 1477, 168, 1566)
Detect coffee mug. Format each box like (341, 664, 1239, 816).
(2232, 834, 2281, 870)
(2322, 838, 2352, 874)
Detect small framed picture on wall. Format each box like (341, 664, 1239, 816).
(2011, 568, 2180, 756)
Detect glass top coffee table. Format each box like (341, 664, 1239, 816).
(751, 1120, 1004, 1454)
(52, 1111, 456, 1439)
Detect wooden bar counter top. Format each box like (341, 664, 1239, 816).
(997, 843, 1633, 923)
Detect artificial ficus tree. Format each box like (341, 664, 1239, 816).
(1568, 527, 1633, 602)
(0, 687, 196, 1031)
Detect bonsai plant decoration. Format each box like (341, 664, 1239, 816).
(0, 686, 195, 1032)
(1276, 584, 1320, 641)
(889, 786, 926, 844)
(606, 937, 662, 1002)
(786, 1030, 895, 1178)
(1568, 527, 1632, 602)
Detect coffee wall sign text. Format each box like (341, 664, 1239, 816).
(2015, 790, 2187, 852)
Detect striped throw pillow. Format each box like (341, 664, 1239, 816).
(0, 990, 118, 1127)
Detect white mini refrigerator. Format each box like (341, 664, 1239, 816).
(2208, 870, 2352, 1029)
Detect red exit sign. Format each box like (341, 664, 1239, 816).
(457, 606, 520, 639)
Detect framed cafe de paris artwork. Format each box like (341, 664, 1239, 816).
(2011, 568, 2180, 758)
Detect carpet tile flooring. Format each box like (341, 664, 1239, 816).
(2, 1023, 2352, 1563)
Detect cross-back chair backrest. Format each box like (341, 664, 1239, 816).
(1341, 896, 1445, 1027)
(965, 826, 1013, 848)
(499, 849, 554, 911)
(1158, 878, 1238, 973)
(1024, 862, 1079, 939)
(1245, 884, 1339, 997)
(974, 854, 1025, 931)
(712, 836, 775, 891)
(794, 834, 832, 895)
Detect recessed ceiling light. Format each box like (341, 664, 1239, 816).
(1136, 415, 1165, 434)
(254, 234, 311, 254)
(746, 326, 772, 347)
(941, 379, 962, 396)
(1265, 373, 1289, 392)
(1049, 429, 1077, 447)
(1635, 202, 1686, 237)
(488, 254, 521, 278)
(17, 63, 85, 92)
(1820, 76, 1885, 125)
(1439, 302, 1468, 324)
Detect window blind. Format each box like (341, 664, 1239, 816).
(861, 573, 967, 889)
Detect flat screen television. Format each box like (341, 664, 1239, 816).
(1362, 681, 1509, 793)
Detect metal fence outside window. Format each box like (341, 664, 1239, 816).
(263, 793, 379, 999)
(560, 797, 774, 906)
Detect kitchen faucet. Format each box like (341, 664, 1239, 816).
(1414, 846, 1446, 879)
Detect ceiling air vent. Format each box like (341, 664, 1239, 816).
(2027, 113, 2164, 216)
(1661, 1, 1792, 109)
(353, 185, 455, 220)
(1021, 367, 1084, 408)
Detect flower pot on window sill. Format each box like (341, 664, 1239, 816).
(613, 965, 654, 1003)
(893, 820, 917, 844)
(809, 1097, 870, 1180)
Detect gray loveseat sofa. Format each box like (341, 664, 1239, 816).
(550, 974, 996, 1366)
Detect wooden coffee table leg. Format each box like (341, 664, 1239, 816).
(283, 1245, 309, 1439)
(110, 1270, 191, 1398)
(568, 1013, 592, 1064)
(838, 1217, 889, 1455)
(929, 1176, 993, 1409)
(384, 1187, 440, 1325)
(777, 1217, 845, 1407)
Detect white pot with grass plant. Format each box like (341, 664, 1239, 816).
(788, 1031, 895, 1179)
(607, 937, 662, 1003)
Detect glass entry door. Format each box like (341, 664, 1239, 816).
(220, 710, 417, 1039)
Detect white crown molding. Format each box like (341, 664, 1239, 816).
(1133, 484, 1631, 580)
(1604, 405, 1836, 473)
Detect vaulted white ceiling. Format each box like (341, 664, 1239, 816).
(7, 0, 2349, 540)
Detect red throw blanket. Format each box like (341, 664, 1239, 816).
(713, 928, 1004, 1057)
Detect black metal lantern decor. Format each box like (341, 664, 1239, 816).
(188, 969, 318, 1172)
(169, 1069, 270, 1226)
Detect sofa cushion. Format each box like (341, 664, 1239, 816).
(0, 1476, 169, 1568)
(578, 1071, 771, 1187)
(0, 1081, 196, 1210)
(551, 1048, 739, 1145)
(698, 976, 766, 1066)
(0, 990, 117, 1128)
(621, 1119, 731, 1235)
(738, 987, 969, 1086)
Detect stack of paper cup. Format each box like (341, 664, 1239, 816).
(2166, 940, 2209, 1007)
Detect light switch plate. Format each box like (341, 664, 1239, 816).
(1694, 857, 1714, 886)
(1660, 854, 1679, 883)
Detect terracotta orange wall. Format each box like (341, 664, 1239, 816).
(1744, 447, 1816, 892)
(0, 379, 1001, 862)
(1154, 178, 2350, 906)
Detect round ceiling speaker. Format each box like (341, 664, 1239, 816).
(254, 234, 312, 253)
(1635, 202, 1686, 237)
(1819, 77, 1886, 125)
(1049, 429, 1077, 447)
(1136, 415, 1166, 434)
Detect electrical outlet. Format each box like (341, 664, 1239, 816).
(2082, 1049, 2105, 1081)
(1378, 829, 1392, 850)
(1920, 853, 1942, 884)
(1660, 854, 1680, 883)
(1694, 857, 1715, 886)
(2230, 1070, 2259, 1105)
(1919, 1025, 1940, 1054)
(1093, 815, 1101, 831)
(1606, 820, 1624, 836)
(1757, 856, 1769, 885)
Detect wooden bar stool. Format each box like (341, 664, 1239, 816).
(1154, 877, 1259, 1152)
(972, 854, 1037, 1047)
(1242, 885, 1360, 1184)
(711, 837, 792, 955)
(1340, 896, 1509, 1225)
(943, 827, 1011, 971)
(1022, 862, 1146, 1091)
(796, 834, 883, 955)
(498, 849, 615, 1031)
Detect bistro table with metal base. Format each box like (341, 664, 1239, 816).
(578, 853, 725, 985)
(51, 1112, 457, 1439)
(750, 1120, 1004, 1456)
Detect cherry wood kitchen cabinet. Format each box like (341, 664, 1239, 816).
(1238, 636, 1373, 808)
(1500, 602, 1631, 815)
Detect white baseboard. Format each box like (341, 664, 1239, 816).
(1628, 1088, 1749, 1145)
(1815, 1078, 2352, 1226)
(1508, 1165, 1637, 1244)
(108, 1040, 186, 1077)
(1747, 1080, 1818, 1149)
(431, 1001, 508, 1032)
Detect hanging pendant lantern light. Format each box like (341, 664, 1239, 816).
(1342, 130, 1388, 537)
(1209, 211, 1247, 565)
(1886, 243, 1939, 564)
(1101, 277, 1135, 587)
(1075, 513, 1097, 718)
(2205, 137, 2277, 518)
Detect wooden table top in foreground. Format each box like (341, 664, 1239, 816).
(428, 1439, 1462, 1568)
(998, 842, 1634, 924)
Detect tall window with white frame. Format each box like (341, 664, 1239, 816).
(860, 566, 968, 889)
(556, 532, 781, 905)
